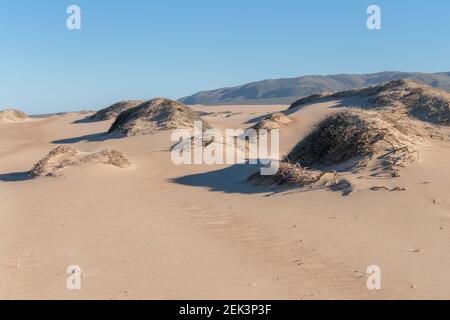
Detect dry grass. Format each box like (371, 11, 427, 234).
(30, 146, 131, 178)
(108, 97, 211, 136)
(289, 79, 450, 126)
(249, 162, 326, 186)
(286, 111, 385, 167)
(83, 149, 131, 168)
(253, 112, 291, 131)
(30, 146, 78, 177)
(250, 109, 418, 189)
(0, 109, 28, 122)
(88, 100, 145, 122)
(369, 81, 450, 125)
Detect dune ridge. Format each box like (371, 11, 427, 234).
(85, 100, 145, 122)
(290, 80, 450, 125)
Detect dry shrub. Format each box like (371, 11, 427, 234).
(30, 146, 131, 178)
(254, 112, 291, 131)
(286, 111, 385, 167)
(83, 149, 131, 168)
(270, 162, 325, 186)
(0, 109, 28, 122)
(30, 146, 78, 177)
(249, 162, 339, 188)
(386, 87, 450, 125)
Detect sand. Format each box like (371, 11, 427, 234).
(1, 101, 450, 300)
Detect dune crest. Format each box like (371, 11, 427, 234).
(86, 100, 145, 122)
(290, 80, 450, 125)
(108, 97, 210, 136)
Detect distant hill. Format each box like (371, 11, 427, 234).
(179, 71, 450, 105)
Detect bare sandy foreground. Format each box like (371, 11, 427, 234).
(1, 102, 450, 300)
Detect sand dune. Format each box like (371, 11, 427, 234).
(108, 97, 210, 136)
(30, 145, 131, 178)
(1, 83, 450, 299)
(0, 109, 28, 122)
(290, 79, 450, 125)
(250, 108, 419, 194)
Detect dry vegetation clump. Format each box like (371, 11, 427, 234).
(82, 149, 131, 168)
(369, 80, 450, 125)
(30, 146, 78, 177)
(30, 146, 131, 178)
(250, 109, 418, 190)
(108, 97, 211, 136)
(286, 111, 385, 167)
(249, 162, 326, 186)
(253, 112, 291, 131)
(0, 109, 28, 122)
(88, 100, 145, 122)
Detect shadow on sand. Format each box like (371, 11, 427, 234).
(0, 171, 31, 182)
(172, 162, 352, 197)
(171, 163, 268, 194)
(72, 117, 95, 124)
(51, 132, 118, 144)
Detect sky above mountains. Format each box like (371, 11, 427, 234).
(1, 0, 450, 114)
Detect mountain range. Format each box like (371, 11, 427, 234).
(179, 71, 450, 105)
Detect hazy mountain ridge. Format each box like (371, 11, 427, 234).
(180, 71, 450, 105)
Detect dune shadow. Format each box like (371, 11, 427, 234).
(171, 163, 272, 194)
(52, 132, 117, 144)
(0, 171, 31, 182)
(171, 163, 350, 197)
(172, 162, 353, 197)
(72, 117, 94, 124)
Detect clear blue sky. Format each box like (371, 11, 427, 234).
(1, 0, 449, 114)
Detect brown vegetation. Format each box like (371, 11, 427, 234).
(30, 146, 131, 178)
(108, 97, 211, 136)
(0, 109, 28, 122)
